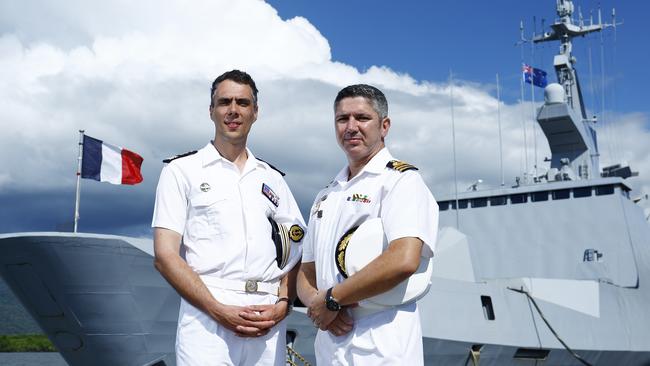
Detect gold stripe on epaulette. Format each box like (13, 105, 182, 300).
(387, 160, 418, 172)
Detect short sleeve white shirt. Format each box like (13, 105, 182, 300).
(152, 143, 304, 283)
(302, 147, 438, 365)
(302, 147, 438, 290)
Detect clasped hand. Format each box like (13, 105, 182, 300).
(307, 291, 354, 336)
(213, 302, 288, 337)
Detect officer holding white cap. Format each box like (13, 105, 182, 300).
(297, 84, 439, 365)
(152, 70, 305, 366)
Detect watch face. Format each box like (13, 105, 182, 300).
(325, 287, 341, 311)
(326, 297, 341, 311)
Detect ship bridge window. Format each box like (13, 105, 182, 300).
(450, 199, 469, 210)
(596, 185, 614, 196)
(490, 196, 507, 206)
(573, 187, 592, 198)
(471, 198, 488, 208)
(438, 201, 450, 211)
(531, 191, 549, 202)
(510, 193, 528, 204)
(552, 189, 571, 200)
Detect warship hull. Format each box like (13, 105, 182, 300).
(3, 225, 650, 365)
(0, 233, 178, 366)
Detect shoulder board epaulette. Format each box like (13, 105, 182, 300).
(257, 158, 285, 176)
(386, 160, 418, 173)
(162, 150, 197, 163)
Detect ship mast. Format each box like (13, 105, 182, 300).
(531, 0, 619, 180)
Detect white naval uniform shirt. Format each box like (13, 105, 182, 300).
(152, 143, 304, 288)
(302, 147, 438, 365)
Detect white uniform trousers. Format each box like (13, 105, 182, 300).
(315, 303, 423, 366)
(176, 287, 285, 366)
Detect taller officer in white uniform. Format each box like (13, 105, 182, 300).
(297, 84, 438, 365)
(152, 70, 305, 366)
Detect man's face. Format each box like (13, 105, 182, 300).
(210, 79, 258, 144)
(334, 96, 390, 164)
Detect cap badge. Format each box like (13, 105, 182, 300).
(289, 225, 305, 242)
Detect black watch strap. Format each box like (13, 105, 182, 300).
(325, 287, 341, 311)
(276, 297, 292, 316)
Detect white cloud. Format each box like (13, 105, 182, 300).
(1, 0, 649, 227)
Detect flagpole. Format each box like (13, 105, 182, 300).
(530, 23, 538, 180)
(519, 66, 528, 184)
(496, 73, 504, 186)
(449, 69, 459, 230)
(531, 69, 538, 181)
(74, 130, 84, 233)
(519, 20, 529, 183)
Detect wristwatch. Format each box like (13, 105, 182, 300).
(276, 297, 292, 316)
(325, 287, 341, 311)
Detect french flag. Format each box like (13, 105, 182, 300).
(81, 135, 144, 185)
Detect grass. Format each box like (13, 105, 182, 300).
(0, 334, 56, 352)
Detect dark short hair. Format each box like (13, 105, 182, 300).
(210, 70, 259, 107)
(333, 84, 388, 120)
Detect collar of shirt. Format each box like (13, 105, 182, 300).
(200, 142, 266, 175)
(333, 147, 394, 186)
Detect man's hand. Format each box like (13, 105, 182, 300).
(326, 309, 354, 337)
(209, 303, 276, 337)
(307, 291, 338, 330)
(240, 301, 289, 327)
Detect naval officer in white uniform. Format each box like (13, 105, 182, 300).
(297, 84, 438, 365)
(152, 70, 305, 366)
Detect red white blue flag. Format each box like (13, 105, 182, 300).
(523, 64, 548, 88)
(81, 135, 143, 185)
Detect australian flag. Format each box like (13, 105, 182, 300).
(523, 64, 548, 88)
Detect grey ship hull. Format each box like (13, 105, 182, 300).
(0, 232, 317, 366)
(3, 221, 650, 365)
(0, 233, 179, 366)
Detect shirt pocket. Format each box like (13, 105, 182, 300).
(345, 199, 375, 223)
(187, 192, 229, 239)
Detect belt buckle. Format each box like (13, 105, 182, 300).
(245, 280, 258, 293)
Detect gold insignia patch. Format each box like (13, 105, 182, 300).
(289, 225, 304, 242)
(386, 160, 418, 173)
(334, 226, 359, 278)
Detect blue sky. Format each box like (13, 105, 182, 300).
(0, 0, 648, 235)
(268, 0, 649, 113)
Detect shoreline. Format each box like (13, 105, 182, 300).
(0, 334, 56, 352)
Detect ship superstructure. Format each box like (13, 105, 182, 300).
(411, 1, 650, 364)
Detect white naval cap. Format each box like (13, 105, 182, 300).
(335, 218, 433, 307)
(269, 215, 304, 269)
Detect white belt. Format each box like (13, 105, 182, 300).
(200, 275, 279, 296)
